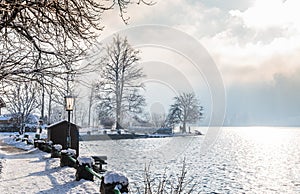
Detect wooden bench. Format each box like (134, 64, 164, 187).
(91, 156, 107, 173)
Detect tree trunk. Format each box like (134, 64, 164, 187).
(88, 86, 94, 127)
(41, 83, 45, 121)
(48, 85, 53, 124)
(182, 121, 186, 133)
(116, 103, 122, 130)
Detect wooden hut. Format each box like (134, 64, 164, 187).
(47, 120, 79, 157)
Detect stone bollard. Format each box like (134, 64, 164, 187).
(75, 156, 95, 181)
(43, 141, 53, 153)
(51, 144, 62, 158)
(60, 149, 77, 168)
(22, 134, 29, 143)
(15, 135, 21, 142)
(27, 139, 34, 145)
(35, 133, 40, 139)
(100, 171, 129, 194)
(22, 137, 28, 143)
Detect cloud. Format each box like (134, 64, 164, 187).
(197, 0, 254, 11)
(229, 0, 300, 31)
(81, 0, 300, 126)
(195, 0, 300, 88)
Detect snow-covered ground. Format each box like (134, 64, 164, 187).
(0, 134, 101, 194)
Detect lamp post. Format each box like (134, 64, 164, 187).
(65, 96, 74, 148)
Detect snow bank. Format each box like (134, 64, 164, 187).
(3, 136, 35, 151)
(0, 134, 100, 194)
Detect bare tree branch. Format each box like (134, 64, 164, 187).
(0, 0, 152, 90)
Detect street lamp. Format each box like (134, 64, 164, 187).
(65, 96, 74, 148)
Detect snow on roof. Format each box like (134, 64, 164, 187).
(104, 171, 128, 185)
(47, 120, 67, 128)
(47, 120, 81, 128)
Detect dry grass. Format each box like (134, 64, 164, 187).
(132, 159, 197, 194)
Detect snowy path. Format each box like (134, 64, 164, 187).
(0, 138, 100, 194)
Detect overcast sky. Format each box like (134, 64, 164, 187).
(89, 0, 300, 126)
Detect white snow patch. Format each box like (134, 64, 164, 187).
(0, 134, 100, 194)
(27, 139, 34, 144)
(61, 148, 76, 155)
(77, 156, 95, 166)
(104, 171, 128, 185)
(53, 144, 62, 151)
(3, 136, 35, 151)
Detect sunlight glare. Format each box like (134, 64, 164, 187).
(242, 126, 289, 144)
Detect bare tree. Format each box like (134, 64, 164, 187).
(4, 82, 40, 133)
(167, 93, 203, 133)
(95, 35, 146, 130)
(151, 113, 166, 128)
(49, 105, 64, 123)
(0, 0, 154, 90)
(87, 83, 97, 127)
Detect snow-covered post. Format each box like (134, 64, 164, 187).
(75, 156, 95, 181)
(15, 134, 21, 141)
(44, 141, 53, 153)
(51, 144, 62, 158)
(60, 148, 77, 168)
(21, 134, 29, 143)
(36, 139, 46, 150)
(35, 133, 40, 140)
(27, 139, 34, 145)
(100, 171, 129, 194)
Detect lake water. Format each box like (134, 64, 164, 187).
(80, 127, 300, 193)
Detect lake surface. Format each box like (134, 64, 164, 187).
(80, 127, 300, 193)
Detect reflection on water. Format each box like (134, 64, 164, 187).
(80, 127, 300, 193)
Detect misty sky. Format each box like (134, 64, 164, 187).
(86, 0, 300, 126)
